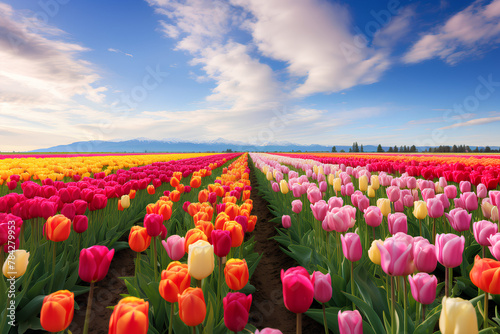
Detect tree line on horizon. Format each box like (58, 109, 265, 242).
(330, 143, 499, 153)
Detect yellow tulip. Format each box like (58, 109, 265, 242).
(266, 171, 274, 181)
(333, 178, 342, 193)
(3, 250, 29, 278)
(439, 297, 478, 334)
(279, 180, 289, 194)
(413, 200, 428, 220)
(328, 174, 335, 186)
(368, 240, 383, 265)
(370, 175, 380, 190)
(367, 186, 375, 198)
(359, 175, 368, 192)
(491, 206, 499, 222)
(188, 240, 214, 280)
(377, 198, 391, 217)
(121, 195, 130, 209)
(435, 182, 443, 194)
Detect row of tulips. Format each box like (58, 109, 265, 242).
(250, 152, 500, 334)
(0, 153, 240, 333)
(273, 153, 500, 190)
(112, 153, 275, 333)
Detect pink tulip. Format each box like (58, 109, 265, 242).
(454, 197, 465, 209)
(407, 177, 417, 189)
(435, 234, 465, 268)
(386, 186, 401, 202)
(144, 213, 163, 237)
(61, 203, 76, 220)
(394, 199, 404, 212)
(413, 237, 437, 273)
(255, 329, 283, 334)
(323, 208, 350, 233)
(488, 233, 500, 261)
(357, 195, 370, 213)
(364, 206, 383, 227)
(281, 267, 314, 314)
(461, 192, 478, 212)
(271, 182, 279, 192)
(459, 181, 471, 193)
(436, 194, 450, 210)
(307, 187, 323, 204)
(341, 233, 362, 262)
(338, 310, 363, 334)
(291, 184, 301, 197)
(403, 194, 414, 207)
(439, 177, 447, 188)
(377, 236, 413, 276)
(490, 191, 500, 206)
(477, 184, 487, 199)
(310, 200, 328, 222)
(328, 197, 343, 210)
(163, 235, 186, 260)
(444, 208, 471, 232)
(223, 292, 252, 332)
(350, 191, 363, 208)
(343, 183, 354, 197)
(78, 245, 115, 283)
(421, 188, 435, 202)
(343, 206, 357, 229)
(473, 220, 498, 246)
(291, 200, 303, 214)
(444, 185, 457, 199)
(319, 181, 327, 193)
(282, 215, 291, 229)
(73, 215, 88, 234)
(426, 198, 444, 218)
(311, 271, 332, 303)
(388, 213, 408, 235)
(408, 273, 437, 305)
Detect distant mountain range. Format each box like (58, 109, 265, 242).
(29, 138, 499, 153)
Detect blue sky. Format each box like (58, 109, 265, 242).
(1, 0, 500, 151)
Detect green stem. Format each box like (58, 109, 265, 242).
(448, 267, 453, 297)
(322, 303, 329, 334)
(484, 291, 489, 329)
(422, 304, 426, 322)
(419, 219, 422, 237)
(416, 302, 421, 327)
(391, 276, 396, 334)
(168, 302, 174, 334)
(297, 313, 302, 334)
(445, 266, 449, 298)
(432, 218, 436, 244)
(351, 261, 355, 310)
(153, 237, 158, 281)
(83, 281, 95, 334)
(404, 276, 408, 334)
(197, 279, 202, 288)
(49, 242, 57, 292)
(217, 257, 222, 303)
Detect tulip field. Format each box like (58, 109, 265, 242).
(1, 152, 500, 334)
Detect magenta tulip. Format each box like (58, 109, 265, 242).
(73, 215, 88, 234)
(311, 271, 332, 303)
(408, 273, 437, 305)
(338, 310, 363, 334)
(341, 233, 362, 262)
(413, 237, 437, 273)
(281, 267, 314, 314)
(387, 213, 408, 235)
(79, 245, 114, 283)
(364, 206, 383, 227)
(435, 234, 465, 268)
(223, 292, 252, 332)
(473, 220, 498, 246)
(211, 230, 231, 257)
(162, 235, 185, 260)
(291, 200, 303, 214)
(444, 208, 471, 232)
(310, 200, 328, 222)
(144, 213, 163, 237)
(377, 236, 413, 276)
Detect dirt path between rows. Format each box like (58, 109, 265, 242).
(248, 163, 322, 334)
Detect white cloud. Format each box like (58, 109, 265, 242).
(439, 116, 500, 130)
(404, 0, 500, 64)
(108, 48, 133, 57)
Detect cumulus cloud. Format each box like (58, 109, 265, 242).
(404, 0, 500, 64)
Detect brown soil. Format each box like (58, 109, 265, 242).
(248, 164, 323, 334)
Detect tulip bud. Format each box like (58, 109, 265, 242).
(40, 290, 74, 332)
(223, 292, 252, 332)
(388, 213, 408, 235)
(435, 234, 465, 268)
(473, 220, 498, 246)
(109, 297, 149, 334)
(341, 233, 362, 262)
(178, 288, 206, 326)
(377, 198, 391, 217)
(338, 310, 363, 334)
(413, 200, 428, 220)
(45, 215, 71, 242)
(162, 235, 185, 260)
(159, 265, 191, 303)
(78, 245, 114, 283)
(211, 230, 231, 257)
(188, 240, 214, 280)
(359, 175, 368, 192)
(121, 195, 130, 209)
(368, 240, 383, 265)
(439, 297, 478, 334)
(408, 273, 437, 305)
(470, 255, 500, 294)
(73, 215, 88, 234)
(281, 266, 314, 314)
(311, 271, 332, 303)
(224, 258, 249, 290)
(2, 249, 29, 278)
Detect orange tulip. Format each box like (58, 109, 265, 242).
(225, 204, 239, 220)
(147, 185, 155, 195)
(184, 228, 208, 253)
(223, 221, 244, 247)
(173, 172, 183, 181)
(198, 190, 209, 203)
(178, 288, 206, 327)
(224, 258, 249, 290)
(159, 265, 191, 303)
(118, 200, 124, 211)
(247, 215, 257, 233)
(193, 212, 209, 224)
(146, 203, 157, 215)
(109, 297, 149, 334)
(195, 220, 214, 242)
(170, 190, 181, 202)
(129, 189, 136, 199)
(45, 215, 71, 242)
(215, 212, 230, 230)
(158, 203, 172, 221)
(240, 202, 253, 214)
(470, 255, 500, 294)
(190, 176, 202, 188)
(128, 226, 151, 252)
(176, 184, 185, 193)
(40, 290, 74, 333)
(167, 261, 188, 271)
(188, 202, 201, 216)
(223, 196, 237, 204)
(170, 177, 180, 187)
